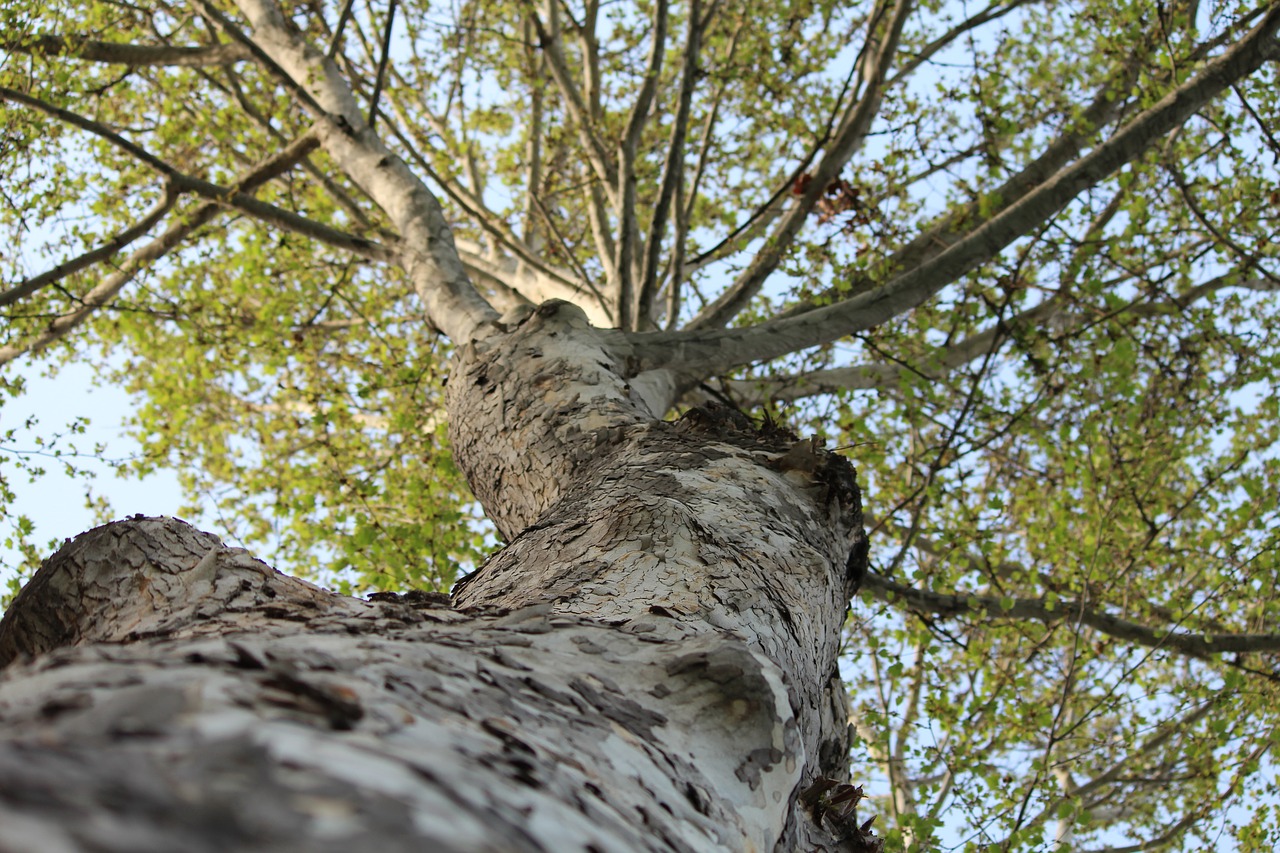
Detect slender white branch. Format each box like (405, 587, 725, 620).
(228, 0, 497, 342)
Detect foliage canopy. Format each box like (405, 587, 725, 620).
(3, 0, 1280, 848)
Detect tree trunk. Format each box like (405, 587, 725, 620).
(0, 303, 876, 852)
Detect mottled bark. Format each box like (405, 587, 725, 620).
(0, 303, 876, 851)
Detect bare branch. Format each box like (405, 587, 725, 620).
(217, 62, 381, 233)
(688, 0, 913, 329)
(529, 195, 614, 323)
(523, 1, 618, 298)
(664, 158, 689, 329)
(454, 235, 613, 327)
(377, 108, 599, 313)
(521, 14, 546, 249)
(620, 0, 669, 162)
(195, 0, 328, 117)
(676, 75, 735, 275)
(326, 0, 358, 58)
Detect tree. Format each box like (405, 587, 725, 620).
(2, 0, 1280, 848)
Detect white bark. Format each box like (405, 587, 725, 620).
(454, 238, 614, 328)
(228, 0, 498, 344)
(0, 304, 879, 851)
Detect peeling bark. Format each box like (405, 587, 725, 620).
(0, 303, 877, 852)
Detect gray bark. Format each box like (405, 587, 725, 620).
(0, 303, 878, 852)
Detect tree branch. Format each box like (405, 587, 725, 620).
(615, 0, 669, 329)
(523, 2, 617, 204)
(636, 0, 702, 329)
(521, 13, 546, 250)
(726, 269, 1275, 403)
(216, 61, 381, 234)
(676, 19, 743, 275)
(688, 0, 913, 329)
(366, 0, 398, 128)
(884, 0, 1039, 88)
(0, 86, 393, 262)
(783, 2, 1266, 320)
(0, 185, 178, 308)
(523, 1, 618, 298)
(629, 8, 1280, 377)
(984, 698, 1227, 849)
(0, 133, 322, 366)
(374, 102, 604, 317)
(4, 34, 252, 66)
(225, 0, 498, 341)
(861, 571, 1280, 660)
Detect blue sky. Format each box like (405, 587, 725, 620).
(1, 358, 186, 586)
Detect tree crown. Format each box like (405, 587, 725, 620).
(3, 0, 1280, 847)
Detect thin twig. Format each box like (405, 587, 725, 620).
(368, 0, 398, 128)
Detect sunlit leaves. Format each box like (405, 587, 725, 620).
(3, 0, 1280, 848)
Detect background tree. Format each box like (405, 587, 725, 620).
(2, 0, 1280, 849)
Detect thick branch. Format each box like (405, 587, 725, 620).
(784, 2, 1261, 320)
(727, 270, 1276, 403)
(453, 238, 612, 327)
(382, 108, 591, 301)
